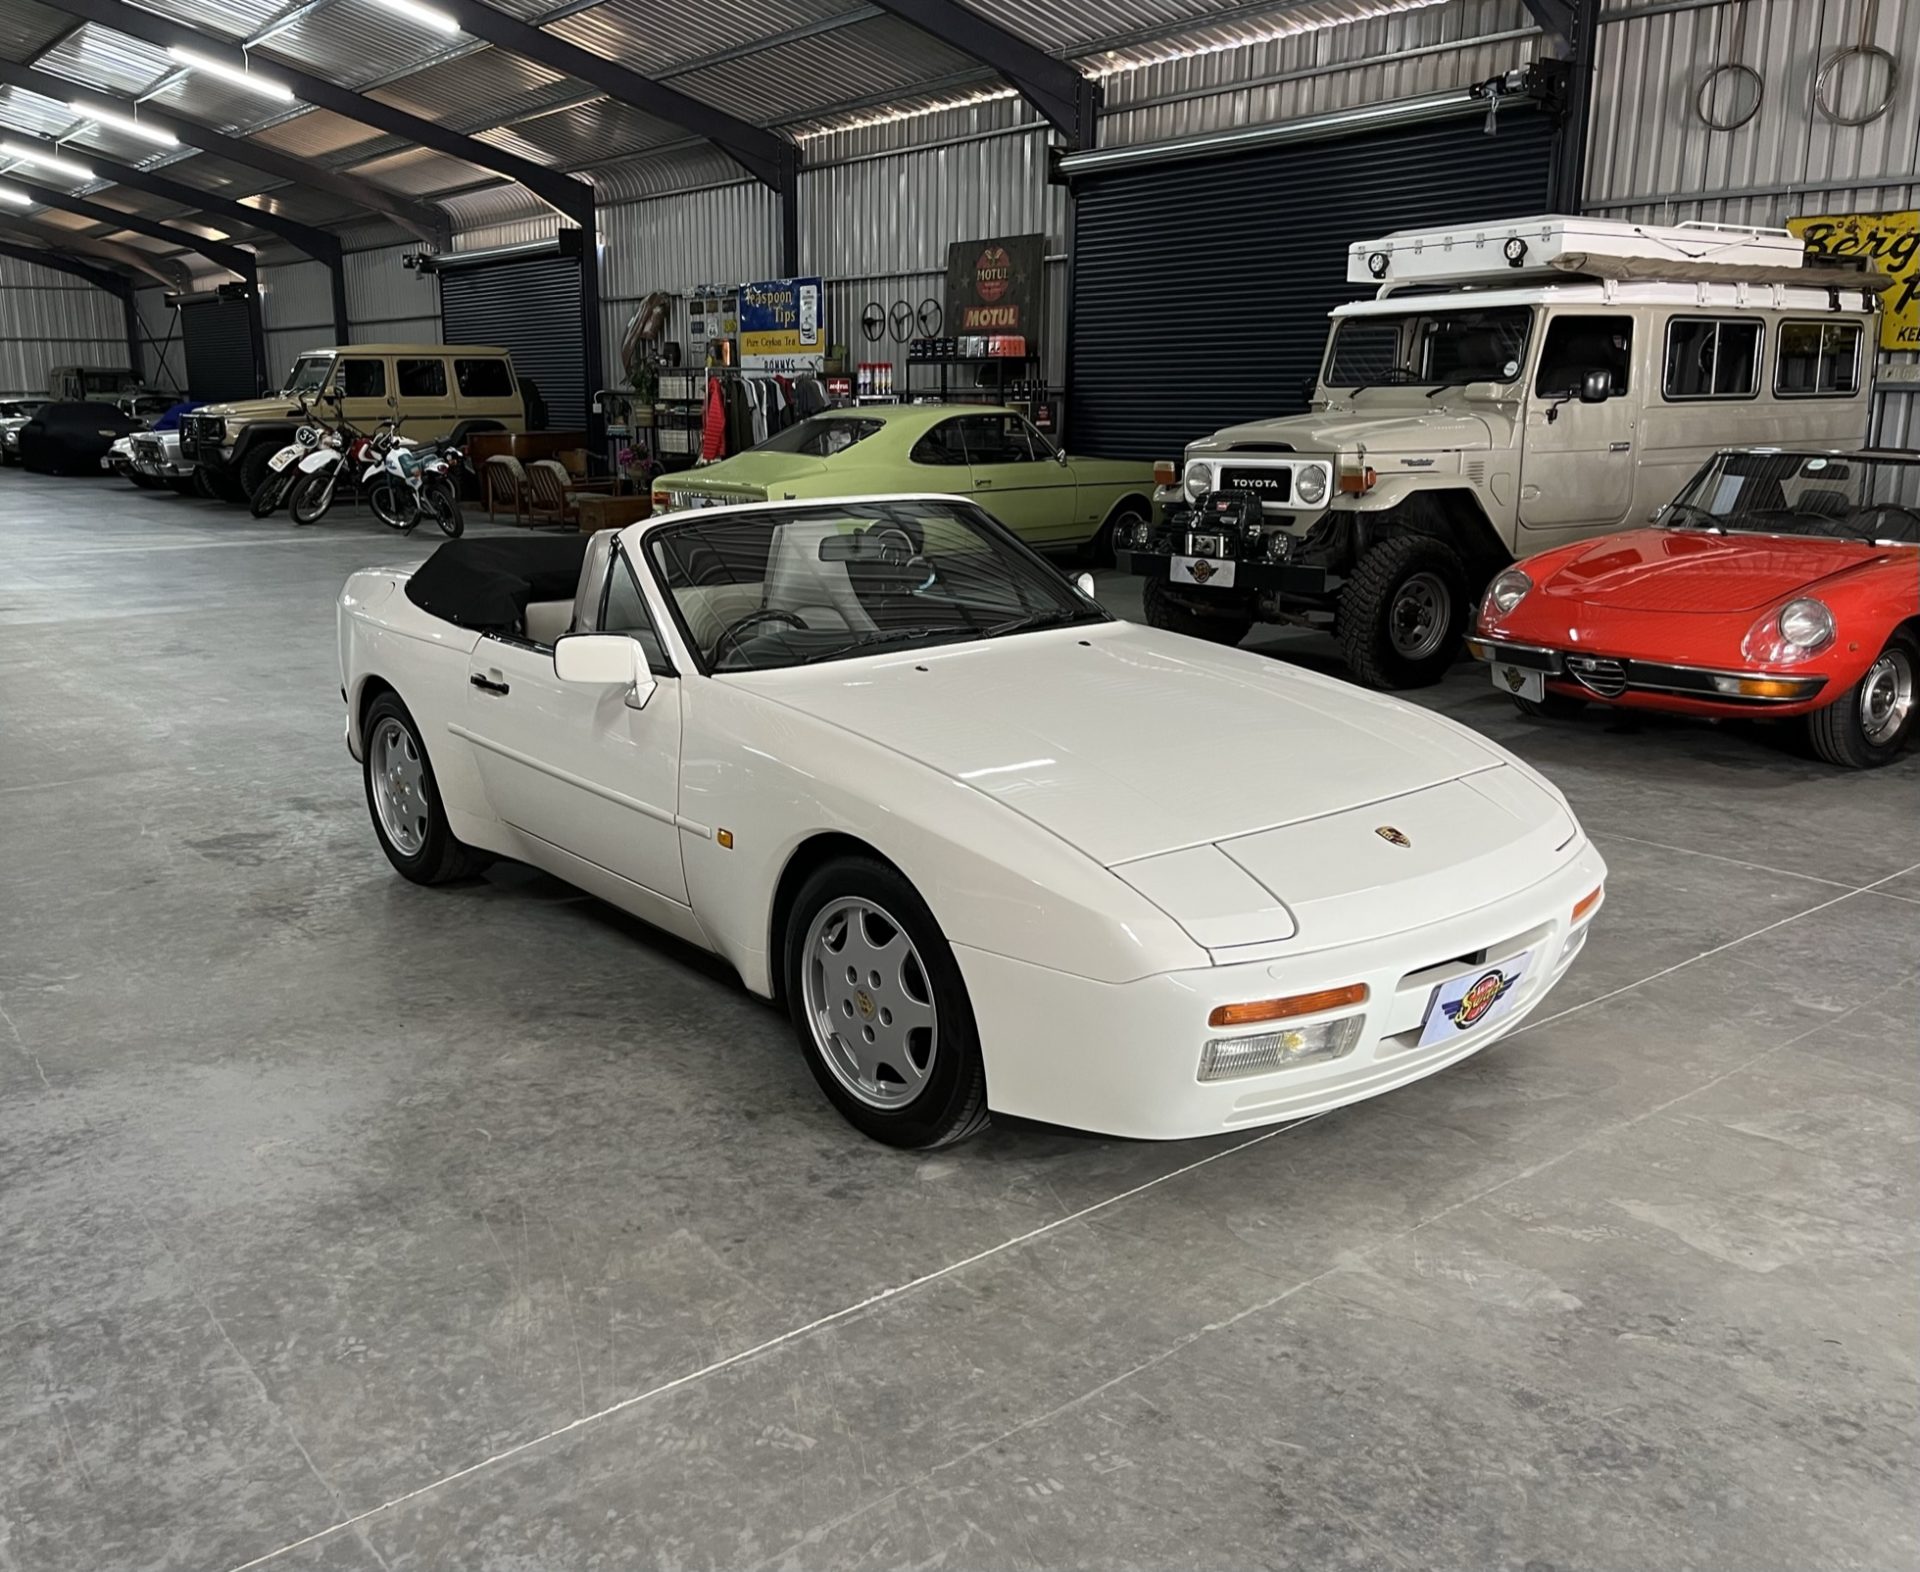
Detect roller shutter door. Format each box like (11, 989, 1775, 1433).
(438, 253, 584, 430)
(180, 297, 260, 403)
(1067, 110, 1555, 458)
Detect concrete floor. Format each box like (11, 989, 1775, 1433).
(1, 470, 1915, 1572)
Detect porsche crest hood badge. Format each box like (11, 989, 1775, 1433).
(1375, 826, 1412, 848)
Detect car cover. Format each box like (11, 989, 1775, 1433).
(404, 535, 590, 633)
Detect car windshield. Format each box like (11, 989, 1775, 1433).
(752, 415, 883, 458)
(1664, 452, 1920, 545)
(648, 500, 1105, 673)
(283, 356, 335, 395)
(1324, 305, 1533, 390)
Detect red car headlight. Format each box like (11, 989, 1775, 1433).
(1742, 598, 1835, 665)
(1480, 568, 1532, 628)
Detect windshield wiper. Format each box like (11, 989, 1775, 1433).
(980, 607, 1099, 639)
(796, 626, 985, 665)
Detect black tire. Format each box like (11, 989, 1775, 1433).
(1513, 690, 1587, 720)
(1143, 574, 1254, 646)
(235, 440, 277, 501)
(1086, 503, 1147, 568)
(368, 478, 410, 531)
(1337, 535, 1471, 689)
(208, 468, 248, 505)
(1807, 634, 1917, 769)
(166, 476, 196, 496)
(783, 856, 990, 1149)
(289, 469, 338, 527)
(360, 692, 492, 884)
(248, 466, 293, 518)
(427, 477, 463, 537)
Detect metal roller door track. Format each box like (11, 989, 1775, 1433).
(1065, 108, 1555, 460)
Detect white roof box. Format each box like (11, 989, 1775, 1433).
(1348, 215, 1808, 287)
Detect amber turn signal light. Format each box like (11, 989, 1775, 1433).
(1153, 460, 1177, 486)
(1572, 886, 1603, 924)
(1336, 465, 1377, 495)
(1209, 982, 1370, 1029)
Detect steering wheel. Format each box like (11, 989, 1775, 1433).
(712, 608, 809, 666)
(867, 525, 935, 590)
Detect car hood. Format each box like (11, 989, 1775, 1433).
(739, 621, 1505, 867)
(193, 395, 309, 422)
(1541, 528, 1887, 613)
(663, 452, 829, 499)
(1196, 407, 1496, 457)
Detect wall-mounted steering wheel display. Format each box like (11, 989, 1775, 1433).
(889, 301, 915, 343)
(861, 302, 886, 343)
(917, 298, 942, 335)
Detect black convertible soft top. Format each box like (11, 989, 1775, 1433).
(404, 535, 589, 633)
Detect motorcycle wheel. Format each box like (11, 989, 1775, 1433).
(289, 470, 338, 527)
(249, 467, 292, 518)
(368, 478, 411, 531)
(427, 478, 464, 538)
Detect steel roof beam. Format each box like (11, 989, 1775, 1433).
(429, 0, 795, 193)
(0, 55, 441, 243)
(41, 0, 592, 221)
(863, 0, 1101, 147)
(0, 214, 187, 286)
(2, 173, 259, 280)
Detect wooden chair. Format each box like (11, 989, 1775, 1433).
(483, 454, 530, 524)
(526, 458, 618, 529)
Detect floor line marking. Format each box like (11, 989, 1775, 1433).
(225, 858, 1920, 1571)
(222, 1116, 1318, 1572)
(1588, 828, 1877, 893)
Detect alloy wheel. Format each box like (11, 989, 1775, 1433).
(1860, 648, 1914, 746)
(370, 718, 429, 856)
(801, 897, 939, 1109)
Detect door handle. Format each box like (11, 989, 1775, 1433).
(469, 673, 510, 695)
(976, 478, 994, 486)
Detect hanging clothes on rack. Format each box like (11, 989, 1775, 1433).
(700, 375, 728, 461)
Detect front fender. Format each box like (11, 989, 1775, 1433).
(676, 679, 1208, 998)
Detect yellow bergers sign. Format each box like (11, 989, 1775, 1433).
(1788, 209, 1919, 351)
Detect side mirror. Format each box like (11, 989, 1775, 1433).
(554, 633, 656, 708)
(1054, 447, 1069, 467)
(1579, 369, 1611, 404)
(1073, 571, 1096, 600)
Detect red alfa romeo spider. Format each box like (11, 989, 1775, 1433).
(1468, 448, 1918, 768)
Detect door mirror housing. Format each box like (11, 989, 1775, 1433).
(1053, 447, 1069, 466)
(1073, 570, 1097, 600)
(554, 632, 656, 707)
(1579, 369, 1612, 404)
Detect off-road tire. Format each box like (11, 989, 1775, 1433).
(783, 856, 990, 1149)
(235, 441, 277, 501)
(289, 469, 338, 527)
(361, 692, 492, 884)
(1807, 634, 1917, 769)
(1143, 575, 1254, 646)
(1337, 535, 1471, 689)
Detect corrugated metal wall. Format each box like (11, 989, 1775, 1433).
(345, 242, 441, 348)
(0, 255, 128, 401)
(259, 256, 336, 385)
(1587, 0, 1918, 446)
(134, 289, 189, 396)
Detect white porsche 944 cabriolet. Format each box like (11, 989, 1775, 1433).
(339, 497, 1605, 1148)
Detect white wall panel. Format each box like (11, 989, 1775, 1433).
(0, 257, 128, 399)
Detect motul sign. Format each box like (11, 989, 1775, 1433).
(945, 233, 1045, 342)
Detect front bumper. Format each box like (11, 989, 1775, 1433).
(955, 841, 1605, 1140)
(1120, 548, 1330, 598)
(1468, 636, 1830, 713)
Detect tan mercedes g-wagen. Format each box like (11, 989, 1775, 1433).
(182, 344, 525, 503)
(1119, 217, 1882, 687)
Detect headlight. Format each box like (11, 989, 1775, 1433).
(1778, 598, 1834, 652)
(1183, 461, 1210, 500)
(1484, 568, 1533, 620)
(1293, 464, 1328, 506)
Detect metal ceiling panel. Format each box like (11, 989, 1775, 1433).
(144, 71, 303, 136)
(249, 106, 387, 158)
(242, 182, 365, 225)
(130, 0, 289, 43)
(255, 4, 454, 90)
(959, 0, 1289, 55)
(672, 13, 978, 122)
(30, 21, 172, 94)
(0, 0, 73, 64)
(368, 46, 575, 127)
(347, 144, 495, 195)
(0, 82, 78, 139)
(587, 142, 774, 203)
(486, 96, 682, 168)
(545, 0, 865, 77)
(26, 207, 99, 229)
(139, 149, 276, 197)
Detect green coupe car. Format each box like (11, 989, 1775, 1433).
(652, 405, 1155, 553)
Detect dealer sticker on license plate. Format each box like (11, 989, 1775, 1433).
(1417, 950, 1533, 1049)
(1491, 662, 1544, 703)
(1172, 555, 1235, 589)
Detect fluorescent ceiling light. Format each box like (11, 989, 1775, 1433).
(168, 47, 295, 102)
(374, 0, 461, 35)
(0, 185, 31, 206)
(0, 140, 94, 181)
(68, 101, 179, 147)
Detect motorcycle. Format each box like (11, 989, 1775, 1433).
(250, 414, 327, 517)
(364, 429, 464, 537)
(287, 418, 391, 528)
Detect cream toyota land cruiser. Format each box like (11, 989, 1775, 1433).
(1119, 217, 1883, 688)
(182, 344, 524, 503)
